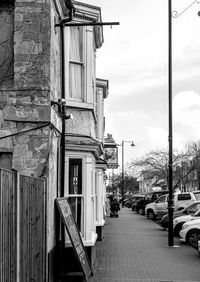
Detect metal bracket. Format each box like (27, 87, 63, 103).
(172, 0, 200, 18)
(55, 21, 120, 27)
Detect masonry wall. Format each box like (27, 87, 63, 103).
(0, 1, 63, 278)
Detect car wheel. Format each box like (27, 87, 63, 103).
(186, 229, 200, 249)
(174, 222, 184, 237)
(147, 210, 155, 220)
(138, 208, 144, 215)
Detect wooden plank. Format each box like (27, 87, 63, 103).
(19, 175, 46, 282)
(0, 169, 17, 282)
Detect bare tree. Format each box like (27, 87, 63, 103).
(129, 146, 200, 191)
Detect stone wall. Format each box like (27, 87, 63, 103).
(0, 0, 62, 177)
(0, 1, 67, 280)
(14, 0, 51, 88)
(0, 3, 14, 86)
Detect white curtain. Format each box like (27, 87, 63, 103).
(69, 27, 83, 100)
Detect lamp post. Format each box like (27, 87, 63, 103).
(167, 0, 200, 247)
(121, 140, 135, 205)
(168, 0, 174, 247)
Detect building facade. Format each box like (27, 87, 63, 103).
(64, 2, 108, 267)
(0, 0, 109, 280)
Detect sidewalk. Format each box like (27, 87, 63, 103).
(89, 208, 200, 282)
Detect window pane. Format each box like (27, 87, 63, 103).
(69, 159, 82, 194)
(70, 27, 83, 61)
(69, 63, 83, 100)
(157, 195, 166, 203)
(69, 197, 82, 231)
(69, 26, 84, 100)
(177, 194, 191, 201)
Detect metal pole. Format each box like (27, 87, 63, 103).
(168, 0, 174, 246)
(122, 141, 124, 205)
(60, 23, 65, 198)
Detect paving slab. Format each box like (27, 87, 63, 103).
(89, 208, 200, 282)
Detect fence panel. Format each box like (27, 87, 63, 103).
(0, 169, 17, 282)
(19, 175, 46, 282)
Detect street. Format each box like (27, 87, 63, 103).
(89, 207, 200, 282)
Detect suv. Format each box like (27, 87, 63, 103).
(135, 190, 169, 215)
(145, 192, 196, 220)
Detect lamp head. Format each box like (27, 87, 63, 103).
(130, 142, 135, 147)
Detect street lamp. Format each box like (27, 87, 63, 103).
(121, 140, 135, 204)
(168, 0, 174, 247)
(167, 0, 200, 247)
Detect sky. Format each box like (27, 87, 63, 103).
(82, 0, 200, 167)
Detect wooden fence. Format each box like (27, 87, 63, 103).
(0, 168, 46, 282)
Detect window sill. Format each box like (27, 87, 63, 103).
(65, 231, 97, 247)
(67, 100, 94, 110)
(95, 219, 105, 227)
(83, 231, 97, 246)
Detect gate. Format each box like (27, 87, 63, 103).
(0, 168, 46, 282)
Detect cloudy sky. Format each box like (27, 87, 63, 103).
(84, 0, 200, 165)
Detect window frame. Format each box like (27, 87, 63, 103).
(68, 158, 84, 234)
(68, 25, 86, 102)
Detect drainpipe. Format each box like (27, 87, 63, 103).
(57, 7, 74, 278)
(60, 22, 66, 198)
(60, 8, 74, 197)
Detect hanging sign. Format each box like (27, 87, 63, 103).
(56, 197, 92, 281)
(104, 144, 118, 169)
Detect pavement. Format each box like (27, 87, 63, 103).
(89, 207, 200, 282)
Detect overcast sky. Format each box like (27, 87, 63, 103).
(83, 0, 200, 165)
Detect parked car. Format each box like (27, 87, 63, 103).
(122, 195, 133, 206)
(124, 194, 145, 208)
(145, 192, 196, 221)
(179, 218, 200, 249)
(131, 195, 145, 211)
(159, 201, 200, 229)
(173, 208, 200, 236)
(135, 190, 169, 215)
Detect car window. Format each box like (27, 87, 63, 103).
(145, 194, 152, 200)
(177, 193, 191, 201)
(194, 208, 200, 216)
(153, 193, 163, 200)
(187, 203, 200, 213)
(194, 192, 200, 200)
(156, 195, 166, 203)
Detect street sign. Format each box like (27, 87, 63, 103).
(56, 197, 92, 281)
